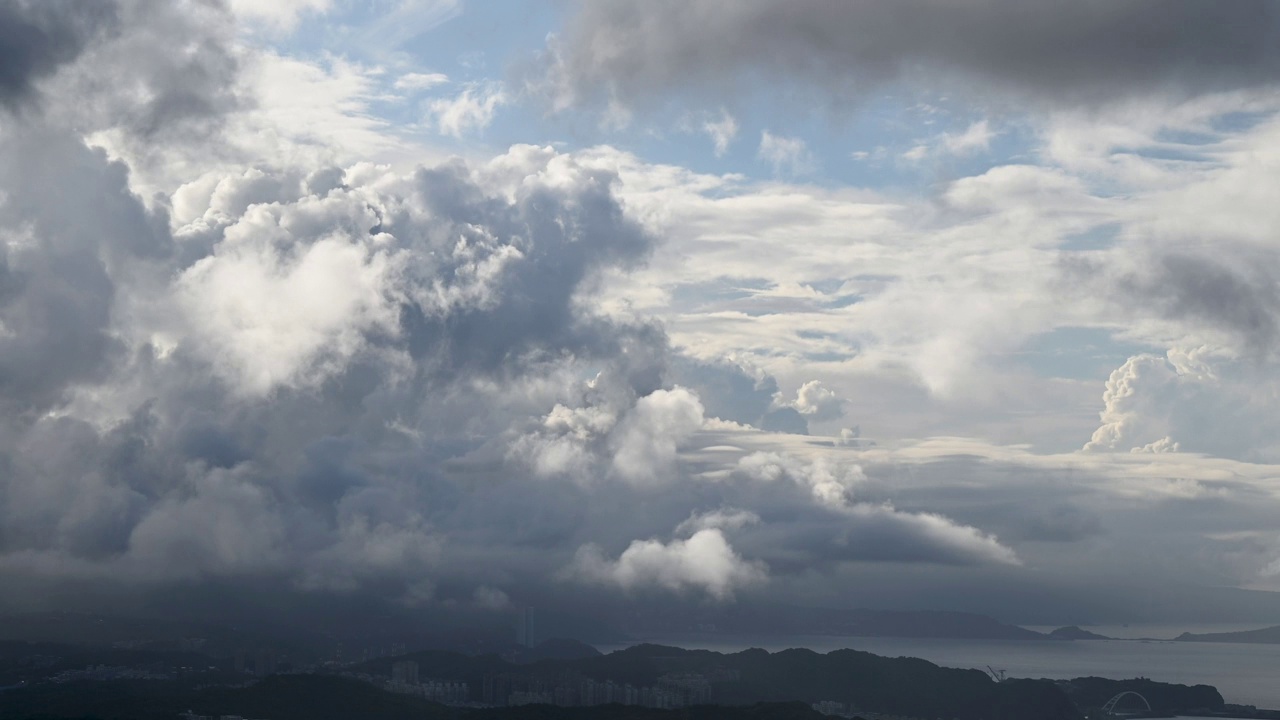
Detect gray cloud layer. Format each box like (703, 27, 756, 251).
(546, 0, 1280, 111)
(0, 0, 117, 108)
(1129, 254, 1280, 356)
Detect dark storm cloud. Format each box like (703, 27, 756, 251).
(1063, 250, 1280, 358)
(735, 508, 1014, 573)
(546, 0, 1280, 110)
(77, 0, 242, 165)
(712, 453, 1022, 571)
(0, 0, 118, 109)
(396, 159, 660, 381)
(1130, 253, 1280, 355)
(0, 128, 170, 412)
(0, 0, 244, 170)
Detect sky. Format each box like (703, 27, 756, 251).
(3, 0, 1280, 630)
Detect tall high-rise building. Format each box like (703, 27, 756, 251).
(516, 606, 535, 648)
(253, 650, 277, 677)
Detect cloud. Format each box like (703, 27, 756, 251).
(1117, 253, 1280, 356)
(1014, 504, 1104, 543)
(43, 0, 241, 142)
(11, 0, 1280, 629)
(833, 427, 870, 448)
(1083, 348, 1280, 461)
(546, 0, 1280, 113)
(675, 508, 761, 536)
(703, 110, 738, 156)
(394, 71, 449, 92)
(511, 386, 705, 486)
(734, 452, 1021, 566)
(942, 119, 995, 155)
(126, 467, 288, 580)
(429, 83, 507, 138)
(668, 356, 805, 433)
(576, 143, 1114, 408)
(226, 52, 401, 170)
(472, 585, 512, 610)
(177, 226, 402, 396)
(736, 452, 866, 509)
(610, 387, 706, 482)
(0, 130, 146, 412)
(571, 95, 1280, 466)
(227, 0, 329, 32)
(837, 504, 1022, 567)
(0, 56, 679, 602)
(0, 0, 118, 109)
(351, 0, 462, 59)
(901, 144, 929, 162)
(296, 505, 442, 600)
(758, 131, 814, 175)
(566, 528, 767, 600)
(787, 380, 845, 422)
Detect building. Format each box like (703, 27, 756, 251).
(508, 690, 552, 706)
(483, 674, 514, 705)
(422, 679, 468, 703)
(391, 660, 419, 685)
(252, 651, 277, 677)
(659, 672, 713, 705)
(516, 606, 536, 648)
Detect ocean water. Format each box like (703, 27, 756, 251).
(595, 633, 1280, 709)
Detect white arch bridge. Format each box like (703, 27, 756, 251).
(1101, 691, 1152, 716)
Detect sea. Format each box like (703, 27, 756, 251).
(595, 625, 1280, 710)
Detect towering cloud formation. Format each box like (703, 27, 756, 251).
(0, 133, 674, 600)
(0, 0, 661, 605)
(1084, 349, 1280, 461)
(0, 1, 1033, 618)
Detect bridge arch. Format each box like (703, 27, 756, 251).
(1101, 691, 1152, 715)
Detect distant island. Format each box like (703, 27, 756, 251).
(1175, 625, 1280, 644)
(1048, 626, 1112, 640)
(623, 606, 1280, 646)
(1, 640, 1229, 720)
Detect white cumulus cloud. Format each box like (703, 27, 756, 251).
(567, 528, 767, 600)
